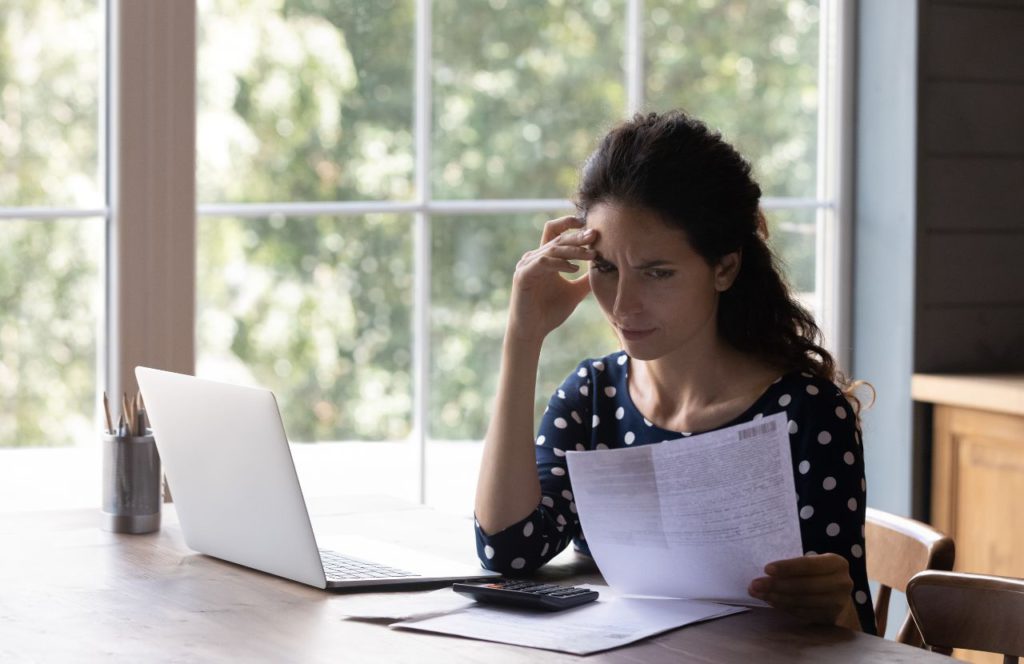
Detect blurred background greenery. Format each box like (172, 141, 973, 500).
(1, 0, 820, 447)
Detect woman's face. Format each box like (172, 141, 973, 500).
(586, 202, 738, 362)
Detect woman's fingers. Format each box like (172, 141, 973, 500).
(540, 215, 585, 245)
(764, 553, 848, 578)
(517, 254, 581, 275)
(748, 553, 856, 626)
(750, 573, 852, 596)
(545, 244, 595, 261)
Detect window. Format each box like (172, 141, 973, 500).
(2, 0, 848, 514)
(196, 0, 846, 512)
(0, 1, 106, 508)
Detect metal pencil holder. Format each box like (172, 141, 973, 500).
(101, 431, 162, 534)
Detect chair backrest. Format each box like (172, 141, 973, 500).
(908, 570, 1024, 664)
(865, 507, 955, 643)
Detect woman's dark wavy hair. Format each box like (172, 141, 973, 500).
(576, 110, 868, 410)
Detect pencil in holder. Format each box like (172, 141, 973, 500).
(101, 431, 162, 534)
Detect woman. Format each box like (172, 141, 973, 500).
(473, 110, 875, 634)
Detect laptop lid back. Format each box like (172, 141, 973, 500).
(135, 367, 327, 588)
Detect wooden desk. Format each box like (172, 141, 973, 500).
(0, 500, 955, 663)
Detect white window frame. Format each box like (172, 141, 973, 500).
(0, 0, 853, 513)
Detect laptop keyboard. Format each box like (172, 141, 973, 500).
(319, 549, 418, 581)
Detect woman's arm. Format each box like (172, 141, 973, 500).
(474, 216, 595, 535)
(474, 335, 545, 534)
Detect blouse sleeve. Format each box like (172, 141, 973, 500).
(474, 361, 592, 575)
(788, 380, 876, 634)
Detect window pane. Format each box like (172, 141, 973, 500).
(432, 1, 626, 199)
(767, 206, 817, 300)
(0, 218, 104, 447)
(430, 213, 618, 440)
(196, 0, 415, 203)
(197, 214, 414, 441)
(646, 0, 820, 198)
(0, 1, 103, 207)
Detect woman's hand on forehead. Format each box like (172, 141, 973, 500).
(504, 215, 598, 344)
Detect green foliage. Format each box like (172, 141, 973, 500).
(3, 0, 822, 446)
(0, 1, 103, 447)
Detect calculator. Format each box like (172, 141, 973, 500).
(452, 580, 600, 611)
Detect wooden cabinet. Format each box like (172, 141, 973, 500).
(913, 374, 1024, 664)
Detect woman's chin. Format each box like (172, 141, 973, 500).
(618, 338, 663, 362)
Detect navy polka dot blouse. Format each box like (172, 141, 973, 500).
(475, 350, 876, 634)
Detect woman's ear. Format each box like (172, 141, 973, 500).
(714, 251, 742, 292)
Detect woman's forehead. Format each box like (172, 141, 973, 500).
(586, 202, 695, 255)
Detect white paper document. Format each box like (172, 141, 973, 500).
(566, 411, 803, 604)
(393, 592, 745, 656)
(336, 587, 475, 621)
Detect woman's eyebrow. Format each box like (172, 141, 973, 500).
(591, 252, 675, 269)
(633, 259, 675, 269)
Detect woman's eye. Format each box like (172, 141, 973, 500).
(592, 261, 616, 274)
(646, 269, 674, 279)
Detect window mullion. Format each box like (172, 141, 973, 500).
(413, 0, 432, 505)
(626, 0, 645, 116)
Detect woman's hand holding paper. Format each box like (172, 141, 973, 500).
(748, 553, 862, 630)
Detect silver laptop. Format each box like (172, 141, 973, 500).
(136, 366, 500, 590)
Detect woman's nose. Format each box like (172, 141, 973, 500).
(613, 278, 643, 317)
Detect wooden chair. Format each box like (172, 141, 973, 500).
(865, 507, 955, 643)
(907, 570, 1024, 664)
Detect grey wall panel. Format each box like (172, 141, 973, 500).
(922, 81, 1024, 154)
(918, 233, 1024, 305)
(916, 304, 1024, 371)
(854, 0, 918, 529)
(925, 3, 1024, 81)
(919, 157, 1024, 231)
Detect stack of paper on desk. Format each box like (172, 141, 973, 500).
(342, 413, 801, 654)
(340, 587, 744, 655)
(391, 591, 745, 655)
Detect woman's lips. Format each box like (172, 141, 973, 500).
(619, 327, 655, 341)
